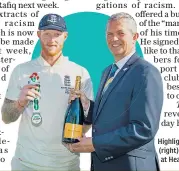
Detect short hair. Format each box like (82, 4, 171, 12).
(107, 12, 137, 34)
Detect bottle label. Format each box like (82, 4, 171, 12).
(31, 113, 42, 127)
(64, 123, 82, 138)
(28, 72, 42, 127)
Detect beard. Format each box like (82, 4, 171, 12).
(42, 44, 63, 56)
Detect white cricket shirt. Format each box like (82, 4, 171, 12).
(6, 55, 94, 170)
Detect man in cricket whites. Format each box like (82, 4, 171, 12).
(1, 13, 93, 171)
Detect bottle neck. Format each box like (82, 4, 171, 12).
(75, 81, 81, 91)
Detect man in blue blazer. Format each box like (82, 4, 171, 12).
(68, 12, 163, 171)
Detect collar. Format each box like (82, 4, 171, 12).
(37, 54, 68, 67)
(115, 49, 136, 70)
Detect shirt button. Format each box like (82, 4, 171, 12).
(105, 157, 108, 160)
(93, 129, 96, 133)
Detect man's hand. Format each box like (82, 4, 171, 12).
(68, 89, 90, 111)
(67, 136, 95, 153)
(18, 84, 41, 107)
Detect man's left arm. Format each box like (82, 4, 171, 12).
(93, 66, 163, 162)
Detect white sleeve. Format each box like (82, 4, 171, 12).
(81, 68, 94, 117)
(5, 65, 21, 101)
(81, 68, 94, 101)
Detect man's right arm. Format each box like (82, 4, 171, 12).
(1, 98, 24, 124)
(1, 84, 40, 124)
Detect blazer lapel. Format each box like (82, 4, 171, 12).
(94, 53, 140, 123)
(93, 66, 111, 120)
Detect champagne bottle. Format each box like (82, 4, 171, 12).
(62, 76, 84, 143)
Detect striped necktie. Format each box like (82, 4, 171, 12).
(102, 64, 118, 94)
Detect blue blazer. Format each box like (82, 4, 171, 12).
(86, 53, 163, 171)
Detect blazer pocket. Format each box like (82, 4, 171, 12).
(134, 154, 157, 171)
(127, 149, 150, 159)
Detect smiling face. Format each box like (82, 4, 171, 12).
(106, 18, 138, 61)
(37, 30, 67, 57)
